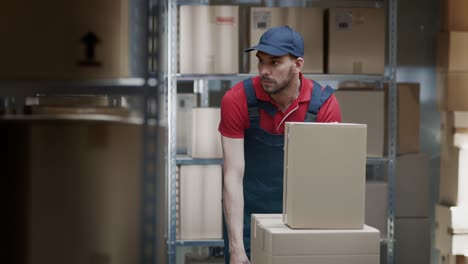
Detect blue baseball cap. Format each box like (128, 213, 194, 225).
(245, 26, 304, 57)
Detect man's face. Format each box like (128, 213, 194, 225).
(256, 51, 297, 95)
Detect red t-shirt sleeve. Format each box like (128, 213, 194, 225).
(218, 84, 249, 138)
(316, 94, 342, 122)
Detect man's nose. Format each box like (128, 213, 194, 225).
(259, 64, 271, 76)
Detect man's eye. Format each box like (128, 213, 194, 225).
(272, 60, 279, 65)
(258, 59, 264, 64)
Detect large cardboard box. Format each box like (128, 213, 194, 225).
(365, 182, 388, 238)
(328, 8, 385, 74)
(334, 90, 385, 157)
(179, 5, 239, 74)
(394, 218, 430, 264)
(251, 214, 380, 264)
(178, 165, 222, 240)
(437, 71, 468, 111)
(21, 123, 141, 264)
(440, 0, 468, 31)
(384, 83, 421, 154)
(437, 32, 468, 72)
(187, 108, 222, 158)
(394, 153, 430, 217)
(283, 123, 366, 229)
(177, 94, 197, 154)
(0, 0, 130, 80)
(249, 7, 323, 73)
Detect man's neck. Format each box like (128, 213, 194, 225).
(270, 75, 301, 112)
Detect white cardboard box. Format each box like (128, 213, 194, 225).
(188, 108, 222, 158)
(365, 182, 388, 238)
(251, 214, 380, 264)
(334, 90, 385, 157)
(249, 7, 323, 73)
(179, 5, 239, 74)
(283, 122, 366, 229)
(435, 204, 468, 255)
(179, 165, 222, 239)
(328, 8, 385, 74)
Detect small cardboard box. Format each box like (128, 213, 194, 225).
(283, 122, 366, 229)
(188, 108, 222, 158)
(335, 90, 385, 157)
(328, 8, 385, 74)
(249, 7, 323, 73)
(179, 5, 239, 74)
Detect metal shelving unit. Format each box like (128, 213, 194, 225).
(165, 1, 398, 264)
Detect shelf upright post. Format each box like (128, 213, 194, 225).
(166, 0, 178, 263)
(387, 0, 398, 263)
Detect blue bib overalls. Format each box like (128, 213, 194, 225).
(222, 78, 334, 263)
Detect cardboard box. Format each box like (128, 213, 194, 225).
(334, 90, 385, 157)
(440, 133, 468, 206)
(437, 71, 468, 111)
(177, 94, 197, 154)
(437, 32, 468, 71)
(435, 204, 468, 239)
(251, 214, 380, 264)
(440, 0, 468, 31)
(438, 253, 468, 264)
(0, 0, 130, 80)
(454, 111, 468, 128)
(23, 123, 141, 264)
(249, 7, 323, 73)
(283, 123, 366, 229)
(394, 218, 430, 264)
(187, 108, 222, 158)
(328, 8, 385, 74)
(179, 165, 222, 239)
(179, 5, 239, 74)
(394, 153, 430, 217)
(365, 182, 388, 238)
(185, 254, 224, 264)
(384, 83, 421, 154)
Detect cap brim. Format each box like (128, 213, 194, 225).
(244, 44, 288, 56)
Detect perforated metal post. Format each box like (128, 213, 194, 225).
(387, 0, 398, 263)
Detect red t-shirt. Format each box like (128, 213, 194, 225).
(219, 73, 342, 138)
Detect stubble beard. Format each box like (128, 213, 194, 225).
(262, 66, 295, 95)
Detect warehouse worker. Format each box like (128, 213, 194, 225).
(218, 26, 342, 264)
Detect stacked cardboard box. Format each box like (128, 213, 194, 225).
(249, 7, 323, 73)
(179, 5, 239, 74)
(0, 0, 130, 80)
(335, 82, 430, 263)
(251, 123, 380, 264)
(436, 1, 468, 259)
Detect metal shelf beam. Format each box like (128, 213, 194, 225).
(0, 78, 146, 96)
(176, 73, 387, 82)
(175, 240, 225, 247)
(177, 0, 384, 8)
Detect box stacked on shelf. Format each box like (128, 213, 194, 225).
(251, 123, 381, 264)
(0, 0, 130, 80)
(336, 82, 431, 263)
(436, 0, 468, 259)
(249, 7, 324, 74)
(179, 5, 239, 74)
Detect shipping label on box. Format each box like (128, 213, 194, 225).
(283, 122, 366, 229)
(249, 7, 323, 74)
(328, 8, 385, 74)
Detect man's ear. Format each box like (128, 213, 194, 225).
(294, 57, 304, 73)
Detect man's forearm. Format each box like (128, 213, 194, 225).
(223, 174, 245, 254)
